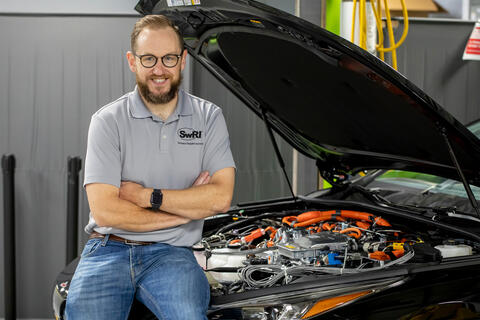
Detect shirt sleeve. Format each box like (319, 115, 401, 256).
(202, 109, 236, 175)
(83, 114, 122, 188)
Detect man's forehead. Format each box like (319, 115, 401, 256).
(136, 27, 181, 53)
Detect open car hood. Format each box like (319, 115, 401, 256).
(135, 0, 480, 186)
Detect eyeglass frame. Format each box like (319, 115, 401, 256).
(133, 52, 183, 68)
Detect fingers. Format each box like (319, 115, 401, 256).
(199, 171, 210, 185)
(192, 171, 210, 186)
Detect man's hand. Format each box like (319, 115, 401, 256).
(119, 171, 211, 208)
(161, 167, 234, 219)
(192, 171, 210, 186)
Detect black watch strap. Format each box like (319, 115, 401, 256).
(150, 189, 163, 211)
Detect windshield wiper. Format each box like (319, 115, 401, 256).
(442, 210, 480, 223)
(352, 184, 480, 223)
(427, 206, 480, 224)
(382, 202, 480, 224)
(350, 185, 392, 205)
(352, 169, 387, 187)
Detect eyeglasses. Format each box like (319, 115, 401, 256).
(133, 53, 182, 68)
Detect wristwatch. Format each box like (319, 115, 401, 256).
(150, 189, 163, 211)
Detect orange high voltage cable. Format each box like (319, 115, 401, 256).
(282, 210, 391, 228)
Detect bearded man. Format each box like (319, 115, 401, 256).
(65, 15, 235, 320)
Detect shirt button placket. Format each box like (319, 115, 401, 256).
(160, 125, 168, 153)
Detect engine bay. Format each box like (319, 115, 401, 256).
(194, 208, 479, 296)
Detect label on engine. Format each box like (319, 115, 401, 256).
(393, 243, 404, 250)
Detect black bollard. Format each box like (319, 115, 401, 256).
(2, 154, 16, 320)
(66, 157, 82, 265)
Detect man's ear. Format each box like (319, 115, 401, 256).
(180, 49, 187, 71)
(126, 51, 137, 73)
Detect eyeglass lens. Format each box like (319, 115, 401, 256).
(140, 54, 180, 68)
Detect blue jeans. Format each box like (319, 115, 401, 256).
(65, 236, 210, 320)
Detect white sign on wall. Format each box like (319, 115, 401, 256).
(463, 21, 480, 61)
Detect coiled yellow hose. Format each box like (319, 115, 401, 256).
(351, 0, 409, 70)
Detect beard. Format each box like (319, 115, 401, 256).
(137, 73, 182, 105)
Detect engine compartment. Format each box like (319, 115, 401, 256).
(194, 208, 479, 296)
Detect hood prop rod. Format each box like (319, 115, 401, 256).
(441, 127, 480, 218)
(261, 109, 297, 202)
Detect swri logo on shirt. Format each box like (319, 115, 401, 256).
(178, 128, 202, 140)
(177, 128, 204, 145)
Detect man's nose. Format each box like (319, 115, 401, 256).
(152, 62, 166, 75)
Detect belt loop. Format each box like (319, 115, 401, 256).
(101, 234, 110, 246)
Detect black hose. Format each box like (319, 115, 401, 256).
(66, 156, 82, 264)
(2, 154, 16, 320)
(215, 212, 281, 235)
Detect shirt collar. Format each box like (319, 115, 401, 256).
(128, 87, 193, 122)
(176, 89, 193, 116)
(128, 86, 153, 119)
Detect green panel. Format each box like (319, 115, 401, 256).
(325, 0, 341, 35)
(323, 179, 332, 189)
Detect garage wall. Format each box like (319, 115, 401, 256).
(0, 0, 138, 14)
(393, 18, 480, 124)
(0, 14, 140, 318)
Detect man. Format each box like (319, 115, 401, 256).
(65, 15, 235, 319)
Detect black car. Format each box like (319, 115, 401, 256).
(53, 1, 480, 319)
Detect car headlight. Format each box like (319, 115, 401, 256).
(238, 290, 372, 319)
(209, 277, 408, 320)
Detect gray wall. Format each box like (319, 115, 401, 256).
(394, 19, 480, 124)
(0, 15, 139, 318)
(259, 0, 295, 15)
(0, 0, 138, 14)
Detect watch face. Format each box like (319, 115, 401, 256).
(151, 189, 163, 210)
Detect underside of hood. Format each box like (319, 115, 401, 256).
(136, 0, 480, 186)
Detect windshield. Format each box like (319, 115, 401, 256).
(365, 120, 480, 214)
(375, 170, 480, 199)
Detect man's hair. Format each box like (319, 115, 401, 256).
(131, 15, 184, 53)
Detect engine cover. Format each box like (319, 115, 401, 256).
(277, 233, 349, 260)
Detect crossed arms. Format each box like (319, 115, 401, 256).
(85, 167, 235, 232)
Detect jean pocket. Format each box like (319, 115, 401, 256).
(81, 239, 103, 258)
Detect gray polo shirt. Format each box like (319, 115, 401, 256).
(83, 87, 235, 246)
